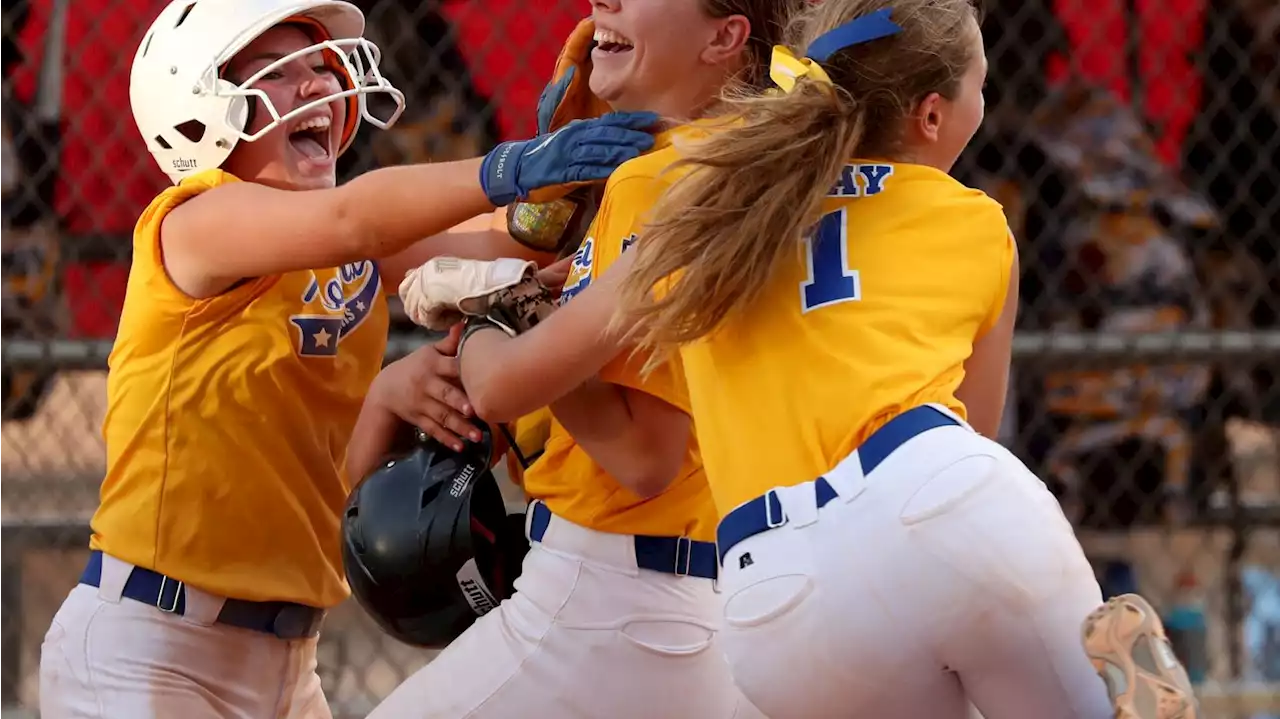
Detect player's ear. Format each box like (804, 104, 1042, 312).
(701, 14, 751, 65)
(912, 92, 945, 144)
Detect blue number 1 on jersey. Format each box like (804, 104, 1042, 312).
(801, 208, 860, 312)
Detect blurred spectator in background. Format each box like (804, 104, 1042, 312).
(1186, 0, 1279, 296)
(2, 0, 63, 421)
(1185, 0, 1279, 434)
(1006, 85, 1220, 529)
(961, 0, 1278, 529)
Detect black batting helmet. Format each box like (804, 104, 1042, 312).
(340, 421, 528, 648)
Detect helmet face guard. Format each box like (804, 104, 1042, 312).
(210, 34, 404, 148)
(341, 422, 529, 648)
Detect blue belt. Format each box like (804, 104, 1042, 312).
(528, 502, 719, 580)
(716, 406, 960, 562)
(80, 551, 324, 639)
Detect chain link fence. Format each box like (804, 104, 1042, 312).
(3, 0, 1279, 715)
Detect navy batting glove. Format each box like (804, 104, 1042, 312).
(480, 111, 659, 207)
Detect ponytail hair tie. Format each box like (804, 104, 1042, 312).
(769, 9, 905, 95)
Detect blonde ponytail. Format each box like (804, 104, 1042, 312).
(618, 80, 863, 353)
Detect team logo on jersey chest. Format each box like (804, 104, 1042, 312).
(290, 260, 382, 357)
(559, 233, 638, 306)
(560, 237, 595, 305)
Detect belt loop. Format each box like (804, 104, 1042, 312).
(674, 536, 692, 578)
(926, 402, 973, 432)
(778, 482, 819, 528)
(179, 584, 226, 627)
(156, 576, 183, 613)
(524, 499, 539, 542)
(711, 539, 722, 594)
(824, 449, 868, 503)
(764, 489, 786, 529)
(95, 553, 131, 604)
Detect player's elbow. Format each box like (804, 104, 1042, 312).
(616, 465, 677, 500)
(620, 469, 674, 500)
(611, 399, 688, 499)
(471, 395, 521, 425)
(466, 374, 528, 425)
(613, 450, 682, 500)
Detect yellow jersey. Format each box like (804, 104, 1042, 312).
(521, 129, 718, 541)
(677, 161, 1015, 513)
(91, 169, 389, 608)
(503, 406, 553, 486)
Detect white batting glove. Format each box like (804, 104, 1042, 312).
(399, 257, 538, 331)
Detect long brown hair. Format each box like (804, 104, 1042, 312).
(618, 0, 983, 352)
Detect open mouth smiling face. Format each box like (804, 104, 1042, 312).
(286, 110, 336, 170)
(592, 26, 635, 56)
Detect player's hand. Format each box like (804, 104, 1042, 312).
(399, 257, 558, 335)
(480, 112, 659, 207)
(536, 256, 574, 297)
(370, 325, 479, 452)
(400, 257, 543, 331)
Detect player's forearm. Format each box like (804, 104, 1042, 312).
(460, 316, 623, 423)
(334, 158, 493, 261)
(346, 395, 410, 483)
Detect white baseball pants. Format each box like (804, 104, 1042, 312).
(367, 506, 763, 719)
(716, 410, 1115, 719)
(39, 553, 329, 719)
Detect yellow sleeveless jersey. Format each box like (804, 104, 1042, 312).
(677, 161, 1015, 513)
(503, 406, 553, 487)
(91, 169, 389, 608)
(521, 129, 718, 541)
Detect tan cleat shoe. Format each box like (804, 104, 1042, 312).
(1082, 594, 1200, 719)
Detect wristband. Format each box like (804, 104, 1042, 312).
(457, 316, 515, 361)
(480, 140, 528, 207)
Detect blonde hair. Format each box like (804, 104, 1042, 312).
(617, 0, 983, 353)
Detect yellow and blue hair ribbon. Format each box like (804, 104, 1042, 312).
(770, 9, 905, 93)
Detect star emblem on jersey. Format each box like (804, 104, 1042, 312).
(290, 261, 382, 357)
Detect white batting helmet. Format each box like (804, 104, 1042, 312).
(130, 0, 405, 184)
